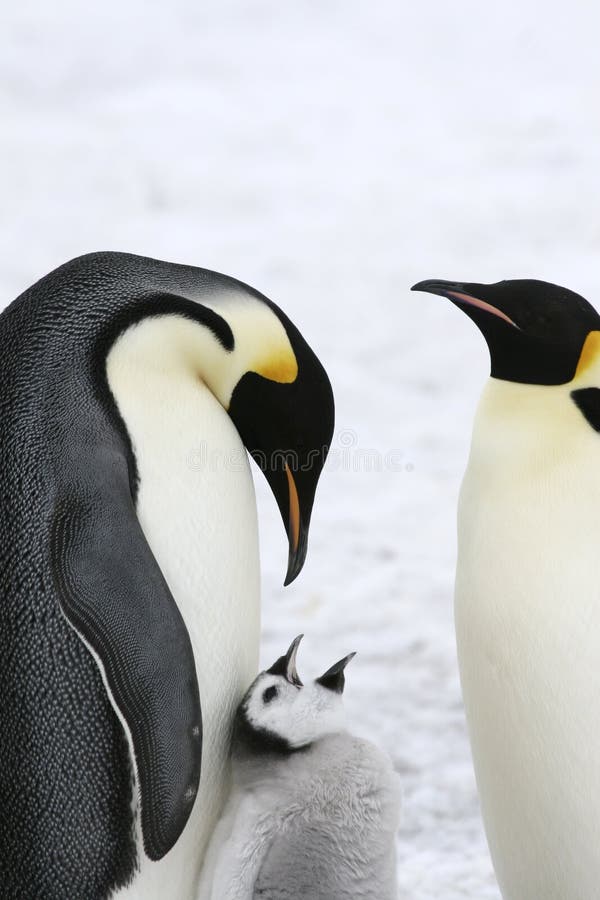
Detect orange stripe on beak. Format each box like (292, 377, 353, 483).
(446, 291, 519, 328)
(285, 463, 300, 553)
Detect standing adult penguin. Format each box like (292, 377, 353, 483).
(412, 278, 600, 900)
(0, 252, 334, 900)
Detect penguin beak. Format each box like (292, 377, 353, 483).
(411, 280, 520, 329)
(266, 634, 304, 686)
(227, 357, 334, 589)
(316, 651, 356, 694)
(283, 464, 308, 586)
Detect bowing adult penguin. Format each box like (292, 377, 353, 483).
(0, 252, 334, 900)
(412, 278, 600, 900)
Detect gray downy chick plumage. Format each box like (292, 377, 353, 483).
(197, 636, 401, 900)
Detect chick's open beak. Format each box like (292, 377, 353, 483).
(266, 634, 304, 686)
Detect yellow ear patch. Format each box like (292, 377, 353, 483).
(254, 351, 298, 384)
(575, 331, 600, 379)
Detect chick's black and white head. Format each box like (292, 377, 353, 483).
(234, 636, 356, 754)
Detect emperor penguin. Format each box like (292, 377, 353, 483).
(412, 278, 600, 900)
(0, 252, 334, 900)
(197, 635, 401, 900)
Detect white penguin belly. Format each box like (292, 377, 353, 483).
(457, 396, 600, 900)
(107, 359, 261, 900)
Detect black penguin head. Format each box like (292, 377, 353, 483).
(86, 253, 334, 587)
(233, 636, 354, 755)
(411, 279, 600, 385)
(226, 301, 334, 586)
(147, 282, 336, 587)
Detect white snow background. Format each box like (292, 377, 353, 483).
(2, 2, 600, 897)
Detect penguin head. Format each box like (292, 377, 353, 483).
(234, 635, 356, 754)
(108, 273, 334, 585)
(215, 294, 335, 585)
(411, 279, 600, 385)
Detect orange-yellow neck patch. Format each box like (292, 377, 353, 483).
(575, 330, 600, 379)
(255, 351, 298, 384)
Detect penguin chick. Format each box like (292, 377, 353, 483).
(197, 635, 401, 900)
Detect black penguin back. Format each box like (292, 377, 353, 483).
(0, 252, 239, 897)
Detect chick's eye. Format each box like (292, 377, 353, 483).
(262, 685, 278, 704)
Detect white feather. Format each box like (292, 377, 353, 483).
(105, 313, 264, 899)
(457, 372, 600, 900)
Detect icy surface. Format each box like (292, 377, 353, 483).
(2, 1, 599, 896)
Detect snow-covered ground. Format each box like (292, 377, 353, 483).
(2, 2, 599, 896)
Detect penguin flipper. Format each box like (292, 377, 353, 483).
(50, 479, 202, 861)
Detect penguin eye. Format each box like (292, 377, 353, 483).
(262, 685, 278, 704)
